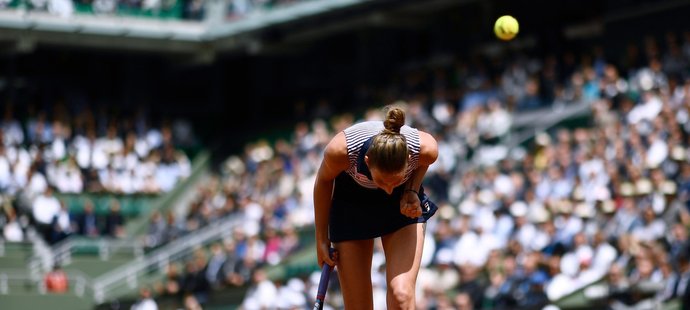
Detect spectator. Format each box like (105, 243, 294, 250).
(32, 186, 61, 241)
(103, 199, 125, 238)
(74, 199, 100, 237)
(44, 264, 69, 293)
(144, 210, 166, 249)
(49, 200, 73, 244)
(131, 286, 158, 310)
(241, 269, 277, 310)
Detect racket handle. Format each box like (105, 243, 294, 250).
(314, 263, 333, 310)
(314, 249, 335, 310)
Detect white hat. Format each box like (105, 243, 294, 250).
(459, 199, 477, 216)
(574, 202, 595, 218)
(536, 132, 551, 146)
(439, 204, 456, 220)
(661, 181, 677, 195)
(636, 179, 653, 195)
(477, 189, 496, 205)
(510, 201, 528, 217)
(557, 200, 573, 214)
(600, 199, 616, 213)
(529, 206, 550, 223)
(620, 182, 635, 197)
(672, 146, 686, 161)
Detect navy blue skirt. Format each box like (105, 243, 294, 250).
(329, 172, 438, 242)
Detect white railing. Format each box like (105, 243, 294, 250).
(51, 237, 145, 267)
(25, 227, 54, 277)
(91, 215, 241, 303)
(0, 268, 94, 297)
(507, 100, 592, 150)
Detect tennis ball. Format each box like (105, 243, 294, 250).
(494, 15, 519, 41)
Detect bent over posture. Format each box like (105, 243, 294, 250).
(314, 106, 439, 309)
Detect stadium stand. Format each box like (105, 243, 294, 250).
(2, 0, 690, 309)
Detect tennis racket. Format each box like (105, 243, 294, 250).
(313, 249, 335, 310)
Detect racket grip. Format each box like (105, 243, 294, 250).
(314, 248, 335, 310)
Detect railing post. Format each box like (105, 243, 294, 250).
(0, 274, 8, 294)
(134, 245, 144, 259)
(75, 277, 85, 297)
(127, 269, 137, 289)
(99, 241, 110, 261)
(158, 254, 169, 271)
(94, 285, 104, 303)
(38, 278, 46, 294)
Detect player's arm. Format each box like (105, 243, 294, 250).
(400, 131, 438, 218)
(405, 131, 439, 192)
(314, 132, 349, 266)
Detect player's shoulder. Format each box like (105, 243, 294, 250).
(324, 131, 348, 158)
(322, 131, 350, 173)
(417, 130, 439, 165)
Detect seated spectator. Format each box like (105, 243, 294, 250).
(144, 210, 166, 249)
(180, 251, 210, 306)
(49, 200, 73, 244)
(103, 199, 125, 238)
(32, 186, 61, 241)
(74, 199, 100, 237)
(131, 286, 158, 310)
(241, 269, 277, 310)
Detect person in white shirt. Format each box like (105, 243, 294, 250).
(241, 269, 277, 309)
(50, 201, 72, 244)
(0, 145, 10, 191)
(32, 187, 61, 241)
(131, 287, 158, 310)
(632, 207, 667, 242)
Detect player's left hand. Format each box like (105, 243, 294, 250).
(400, 190, 422, 218)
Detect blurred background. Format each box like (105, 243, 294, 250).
(1, 0, 690, 309)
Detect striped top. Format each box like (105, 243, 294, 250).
(343, 121, 421, 189)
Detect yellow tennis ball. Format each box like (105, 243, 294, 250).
(494, 15, 519, 41)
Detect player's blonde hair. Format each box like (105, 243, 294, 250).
(366, 107, 408, 173)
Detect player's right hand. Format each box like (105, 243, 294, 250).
(316, 239, 337, 268)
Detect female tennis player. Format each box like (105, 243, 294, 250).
(313, 106, 439, 309)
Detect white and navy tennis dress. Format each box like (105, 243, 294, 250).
(329, 121, 437, 242)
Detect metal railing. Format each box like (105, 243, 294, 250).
(91, 214, 242, 303)
(51, 238, 145, 266)
(0, 268, 95, 297)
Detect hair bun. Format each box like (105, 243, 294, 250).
(383, 107, 405, 134)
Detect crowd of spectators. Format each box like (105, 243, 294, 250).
(139, 116, 325, 307)
(4, 27, 688, 310)
(148, 30, 690, 309)
(0, 103, 192, 244)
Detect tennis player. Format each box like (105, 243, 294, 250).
(313, 106, 439, 309)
